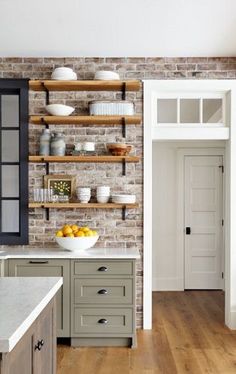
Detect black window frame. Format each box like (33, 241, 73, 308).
(0, 79, 29, 245)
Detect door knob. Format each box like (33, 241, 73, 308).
(98, 318, 108, 324)
(98, 266, 108, 272)
(186, 227, 191, 235)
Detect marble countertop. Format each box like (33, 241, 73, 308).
(0, 247, 140, 260)
(0, 277, 62, 353)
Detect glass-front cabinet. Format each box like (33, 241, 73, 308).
(0, 79, 28, 244)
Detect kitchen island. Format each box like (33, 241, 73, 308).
(0, 248, 140, 347)
(0, 277, 62, 374)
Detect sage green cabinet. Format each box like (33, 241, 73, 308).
(0, 298, 56, 374)
(71, 260, 136, 348)
(8, 259, 70, 338)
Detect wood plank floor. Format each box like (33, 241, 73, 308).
(57, 291, 236, 373)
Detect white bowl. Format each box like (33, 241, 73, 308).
(56, 235, 99, 251)
(97, 186, 110, 193)
(77, 188, 91, 194)
(45, 104, 75, 116)
(97, 196, 110, 203)
(112, 194, 136, 204)
(95, 71, 120, 80)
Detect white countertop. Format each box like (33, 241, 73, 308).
(0, 277, 63, 353)
(0, 247, 140, 260)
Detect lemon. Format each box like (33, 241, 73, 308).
(56, 230, 64, 237)
(92, 230, 98, 236)
(71, 224, 79, 233)
(82, 227, 90, 233)
(63, 226, 73, 236)
(66, 233, 74, 238)
(76, 231, 85, 237)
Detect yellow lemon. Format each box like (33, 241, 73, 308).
(71, 224, 79, 233)
(82, 227, 90, 233)
(86, 230, 93, 237)
(63, 226, 73, 236)
(56, 230, 64, 237)
(76, 231, 85, 237)
(66, 233, 74, 238)
(62, 224, 70, 231)
(92, 230, 98, 236)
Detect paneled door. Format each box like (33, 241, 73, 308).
(184, 156, 223, 289)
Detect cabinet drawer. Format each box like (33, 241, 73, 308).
(73, 278, 133, 304)
(73, 261, 133, 276)
(72, 307, 133, 334)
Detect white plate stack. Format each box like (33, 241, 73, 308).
(51, 67, 77, 81)
(96, 186, 110, 203)
(77, 187, 91, 203)
(112, 194, 136, 204)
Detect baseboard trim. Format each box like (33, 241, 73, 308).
(152, 277, 184, 291)
(227, 311, 236, 330)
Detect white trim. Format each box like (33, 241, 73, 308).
(152, 127, 229, 140)
(143, 79, 236, 331)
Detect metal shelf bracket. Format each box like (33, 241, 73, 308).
(122, 159, 126, 176)
(122, 206, 127, 221)
(121, 82, 127, 101)
(122, 117, 127, 138)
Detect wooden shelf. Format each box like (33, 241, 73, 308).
(28, 155, 140, 163)
(29, 80, 140, 92)
(29, 202, 138, 209)
(29, 115, 141, 125)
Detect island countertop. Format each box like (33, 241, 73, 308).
(0, 277, 63, 353)
(0, 247, 140, 260)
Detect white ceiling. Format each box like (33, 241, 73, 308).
(1, 0, 236, 57)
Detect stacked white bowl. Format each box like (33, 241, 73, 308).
(51, 67, 77, 81)
(96, 186, 110, 203)
(77, 187, 91, 203)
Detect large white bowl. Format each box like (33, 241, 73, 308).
(56, 235, 99, 251)
(45, 104, 75, 116)
(112, 194, 136, 204)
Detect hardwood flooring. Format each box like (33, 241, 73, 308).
(57, 291, 236, 373)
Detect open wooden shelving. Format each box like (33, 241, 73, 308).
(29, 202, 138, 209)
(28, 155, 140, 163)
(29, 202, 138, 220)
(30, 115, 141, 125)
(29, 80, 140, 92)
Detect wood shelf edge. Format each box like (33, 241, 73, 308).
(29, 202, 139, 209)
(29, 115, 142, 125)
(28, 155, 140, 163)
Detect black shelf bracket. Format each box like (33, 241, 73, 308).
(121, 82, 127, 101)
(122, 117, 126, 138)
(122, 159, 126, 176)
(40, 117, 49, 129)
(45, 162, 49, 175)
(46, 207, 50, 221)
(42, 82, 50, 105)
(122, 206, 127, 221)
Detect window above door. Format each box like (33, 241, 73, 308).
(156, 93, 224, 127)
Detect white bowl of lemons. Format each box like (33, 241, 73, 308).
(55, 224, 99, 251)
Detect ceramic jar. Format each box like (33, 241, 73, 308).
(50, 132, 66, 156)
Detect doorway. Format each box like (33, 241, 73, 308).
(184, 155, 224, 290)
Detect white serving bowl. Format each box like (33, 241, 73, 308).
(97, 195, 110, 203)
(97, 186, 110, 194)
(56, 235, 99, 251)
(45, 104, 75, 116)
(112, 194, 136, 204)
(51, 68, 77, 81)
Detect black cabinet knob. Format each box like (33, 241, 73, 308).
(98, 318, 108, 324)
(98, 266, 108, 272)
(97, 289, 108, 295)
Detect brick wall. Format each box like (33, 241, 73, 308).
(1, 56, 236, 328)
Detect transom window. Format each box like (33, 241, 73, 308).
(156, 94, 224, 126)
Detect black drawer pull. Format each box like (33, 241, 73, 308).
(98, 318, 108, 324)
(98, 266, 108, 272)
(29, 261, 49, 264)
(98, 289, 108, 295)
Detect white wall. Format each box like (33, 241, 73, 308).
(152, 140, 225, 291)
(1, 0, 236, 57)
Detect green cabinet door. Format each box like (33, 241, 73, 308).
(8, 259, 70, 338)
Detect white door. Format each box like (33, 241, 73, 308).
(184, 155, 223, 289)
